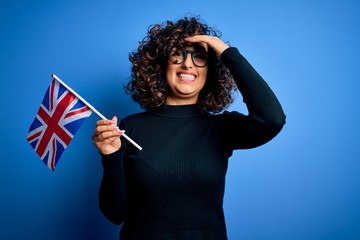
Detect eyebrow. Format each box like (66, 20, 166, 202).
(193, 44, 207, 52)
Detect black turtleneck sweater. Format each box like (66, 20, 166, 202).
(99, 47, 286, 240)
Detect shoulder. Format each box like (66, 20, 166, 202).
(211, 110, 247, 127)
(221, 47, 243, 62)
(124, 111, 148, 120)
(121, 111, 150, 125)
(216, 110, 246, 119)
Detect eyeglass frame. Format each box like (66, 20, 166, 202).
(168, 49, 209, 68)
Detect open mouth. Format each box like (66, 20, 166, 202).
(177, 73, 196, 82)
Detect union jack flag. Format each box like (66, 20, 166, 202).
(27, 78, 92, 171)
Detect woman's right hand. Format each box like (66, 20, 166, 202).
(92, 116, 124, 155)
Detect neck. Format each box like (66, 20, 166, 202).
(165, 96, 198, 106)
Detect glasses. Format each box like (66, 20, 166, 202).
(168, 50, 208, 68)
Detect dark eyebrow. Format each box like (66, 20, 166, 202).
(193, 44, 207, 52)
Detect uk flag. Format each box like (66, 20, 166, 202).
(27, 78, 92, 171)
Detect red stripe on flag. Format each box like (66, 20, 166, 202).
(27, 131, 42, 142)
(51, 138, 56, 171)
(50, 80, 55, 111)
(65, 106, 91, 119)
(36, 92, 75, 157)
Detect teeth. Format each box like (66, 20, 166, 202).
(178, 74, 195, 80)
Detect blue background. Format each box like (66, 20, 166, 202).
(1, 0, 360, 239)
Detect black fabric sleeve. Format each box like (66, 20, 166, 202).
(98, 121, 128, 225)
(220, 47, 286, 149)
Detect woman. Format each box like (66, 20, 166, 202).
(92, 16, 285, 240)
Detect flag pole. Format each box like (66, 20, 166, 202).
(52, 74, 142, 151)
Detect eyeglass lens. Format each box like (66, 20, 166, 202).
(169, 50, 208, 67)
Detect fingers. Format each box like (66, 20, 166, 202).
(92, 117, 123, 142)
(185, 36, 209, 51)
(92, 116, 123, 154)
(185, 35, 212, 43)
(111, 115, 118, 125)
(96, 118, 116, 127)
(92, 125, 124, 142)
(185, 35, 229, 57)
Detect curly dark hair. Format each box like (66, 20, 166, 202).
(126, 16, 236, 113)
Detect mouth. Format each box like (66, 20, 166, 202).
(177, 72, 196, 82)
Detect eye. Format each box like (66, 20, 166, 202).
(169, 50, 184, 64)
(193, 52, 207, 60)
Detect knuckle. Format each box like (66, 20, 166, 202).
(100, 132, 106, 139)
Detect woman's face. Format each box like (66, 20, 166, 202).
(165, 44, 208, 105)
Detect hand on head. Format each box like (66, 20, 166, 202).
(185, 35, 229, 57)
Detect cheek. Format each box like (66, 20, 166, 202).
(165, 64, 176, 82)
(200, 68, 208, 82)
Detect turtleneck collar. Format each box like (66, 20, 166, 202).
(151, 104, 205, 118)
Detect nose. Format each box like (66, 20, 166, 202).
(183, 52, 193, 68)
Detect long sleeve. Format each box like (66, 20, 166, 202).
(220, 47, 286, 149)
(98, 144, 128, 225)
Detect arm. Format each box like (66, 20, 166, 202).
(92, 117, 128, 224)
(98, 148, 128, 225)
(186, 36, 286, 149)
(221, 47, 286, 149)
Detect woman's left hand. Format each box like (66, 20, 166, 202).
(185, 35, 229, 57)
